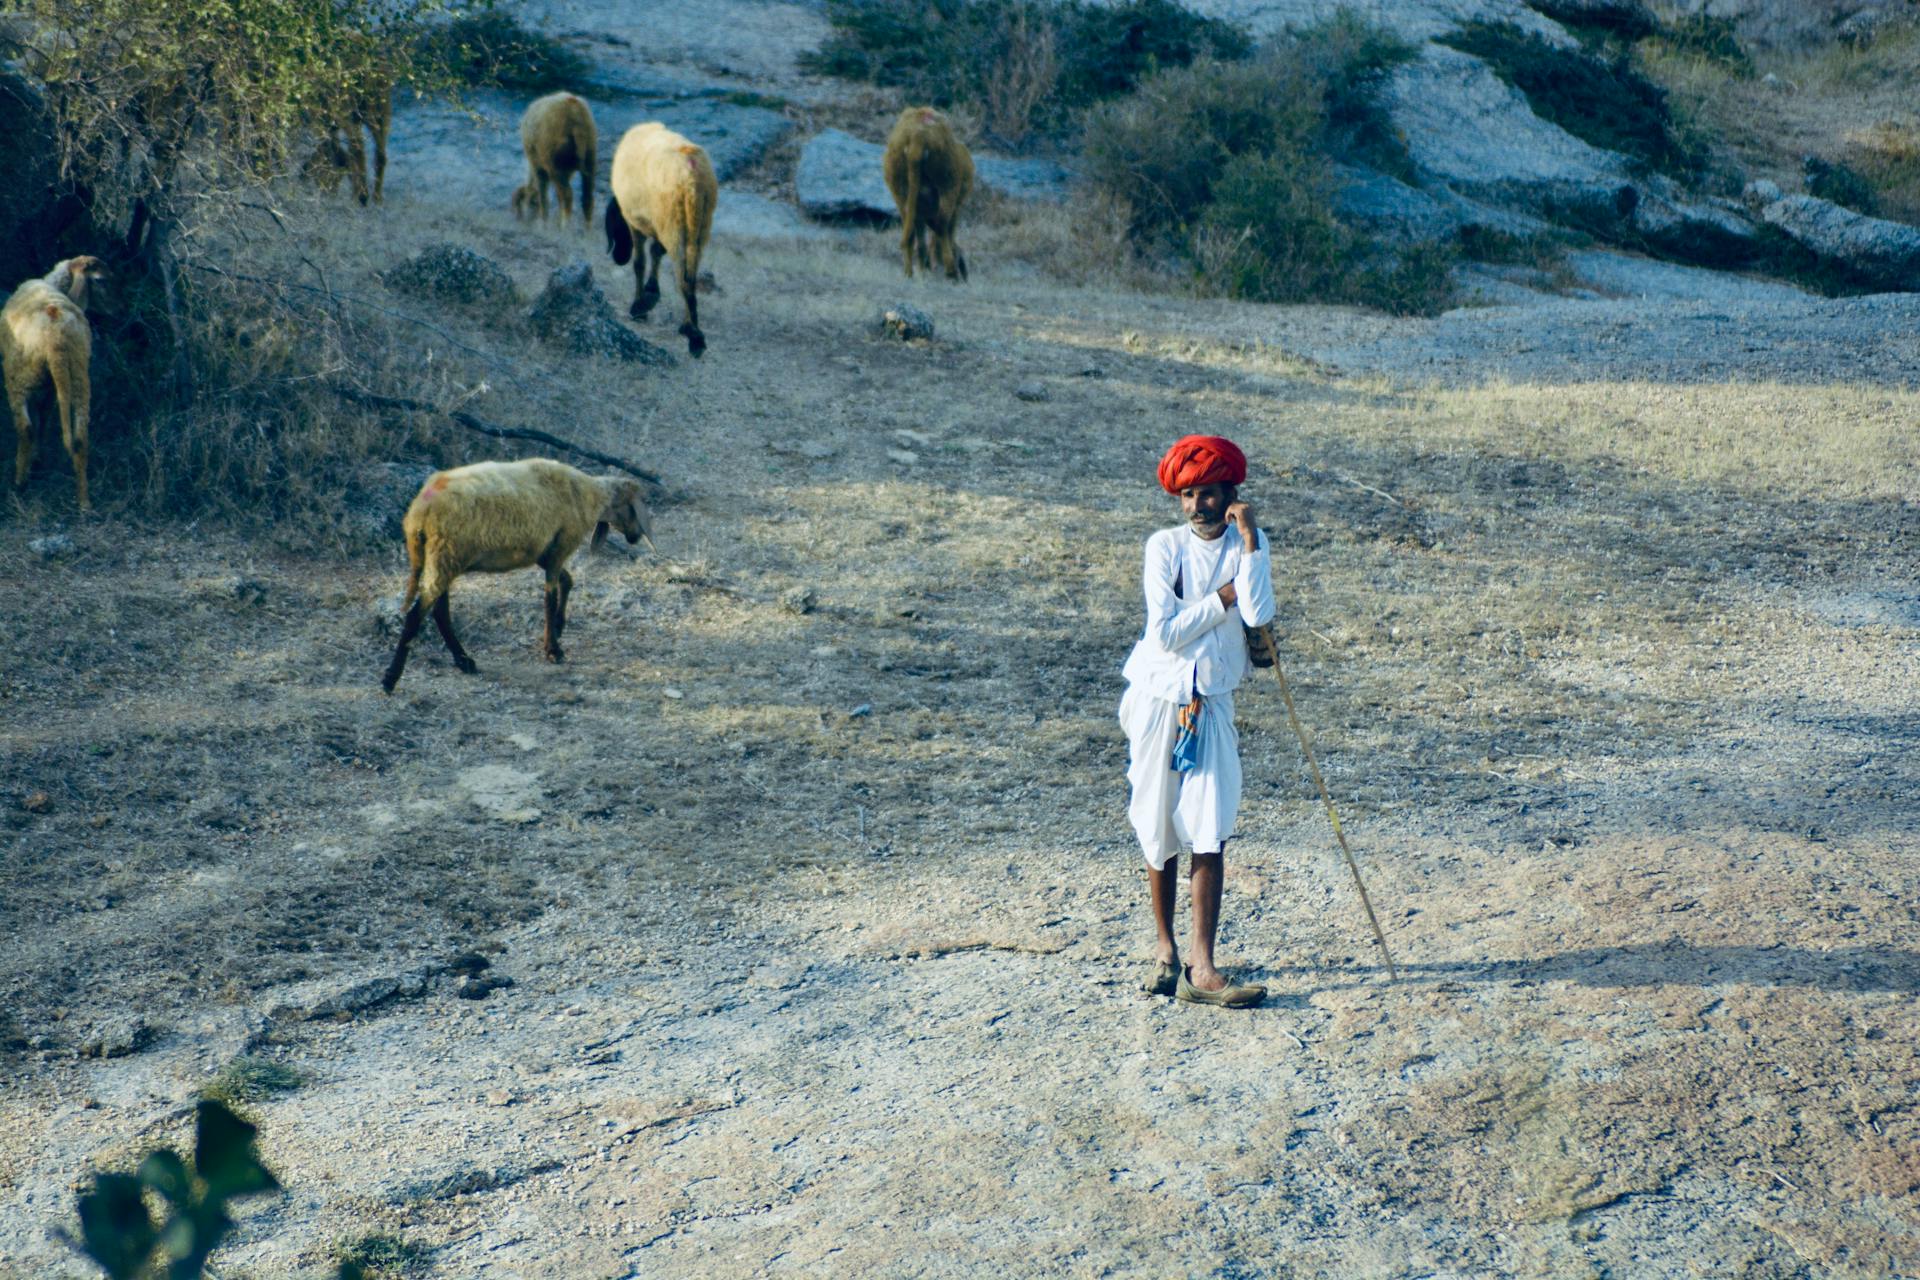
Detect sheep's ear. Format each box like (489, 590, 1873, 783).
(592, 521, 609, 549)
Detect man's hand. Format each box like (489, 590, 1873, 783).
(1218, 582, 1238, 607)
(1226, 500, 1258, 546)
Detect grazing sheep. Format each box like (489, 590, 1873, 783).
(380, 458, 655, 693)
(306, 66, 394, 206)
(4, 255, 108, 511)
(883, 106, 974, 281)
(603, 122, 717, 357)
(512, 92, 598, 228)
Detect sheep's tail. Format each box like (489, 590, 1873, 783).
(605, 196, 632, 265)
(902, 138, 924, 276)
(402, 519, 426, 607)
(47, 332, 89, 508)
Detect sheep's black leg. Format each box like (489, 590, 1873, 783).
(381, 600, 424, 693)
(552, 567, 574, 653)
(432, 594, 478, 674)
(678, 269, 703, 358)
(632, 239, 664, 318)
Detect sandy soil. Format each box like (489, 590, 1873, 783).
(2, 8, 1918, 1280)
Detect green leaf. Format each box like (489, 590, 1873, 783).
(76, 1172, 157, 1280)
(192, 1101, 281, 1203)
(137, 1149, 193, 1207)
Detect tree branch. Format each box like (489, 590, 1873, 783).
(332, 386, 663, 487)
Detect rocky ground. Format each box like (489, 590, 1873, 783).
(3, 3, 1919, 1278)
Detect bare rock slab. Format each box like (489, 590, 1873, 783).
(1180, 0, 1568, 43)
(1746, 181, 1920, 291)
(528, 261, 675, 366)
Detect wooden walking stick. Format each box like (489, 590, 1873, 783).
(1248, 622, 1398, 980)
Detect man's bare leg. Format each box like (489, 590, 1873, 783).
(1147, 859, 1179, 966)
(1188, 849, 1228, 991)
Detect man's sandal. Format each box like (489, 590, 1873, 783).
(1176, 965, 1267, 1009)
(1143, 957, 1179, 998)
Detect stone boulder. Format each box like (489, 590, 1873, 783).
(1628, 184, 1762, 266)
(527, 261, 676, 365)
(383, 244, 517, 307)
(1333, 164, 1558, 245)
(796, 129, 1072, 221)
(1383, 46, 1637, 230)
(1744, 181, 1920, 291)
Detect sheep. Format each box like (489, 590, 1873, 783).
(883, 106, 974, 282)
(512, 92, 598, 228)
(305, 65, 394, 206)
(5, 255, 108, 511)
(380, 458, 655, 693)
(603, 122, 718, 357)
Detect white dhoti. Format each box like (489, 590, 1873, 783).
(1119, 683, 1241, 871)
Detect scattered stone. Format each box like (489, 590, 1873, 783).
(878, 304, 934, 341)
(78, 1016, 154, 1059)
(769, 439, 838, 461)
(1013, 381, 1049, 403)
(664, 687, 684, 700)
(780, 587, 816, 615)
(383, 243, 517, 308)
(28, 533, 72, 559)
(446, 951, 491, 977)
(20, 791, 51, 813)
(850, 703, 873, 718)
(456, 973, 513, 1000)
(198, 574, 268, 605)
(527, 261, 676, 366)
(284, 968, 437, 1022)
(457, 764, 543, 823)
(886, 448, 918, 466)
(486, 1089, 515, 1106)
(1077, 364, 1105, 378)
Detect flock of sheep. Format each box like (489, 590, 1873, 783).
(4, 82, 979, 692)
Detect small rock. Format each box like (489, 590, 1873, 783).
(850, 703, 873, 718)
(78, 1016, 154, 1059)
(28, 534, 72, 559)
(695, 270, 720, 294)
(878, 304, 934, 342)
(663, 687, 684, 700)
(528, 261, 675, 366)
(780, 587, 816, 616)
(21, 791, 51, 813)
(1077, 365, 1105, 378)
(486, 1089, 516, 1106)
(886, 448, 918, 466)
(383, 243, 517, 308)
(1014, 381, 1049, 403)
(446, 951, 491, 976)
(456, 973, 513, 1000)
(201, 574, 267, 605)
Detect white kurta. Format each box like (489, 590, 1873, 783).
(1119, 523, 1275, 870)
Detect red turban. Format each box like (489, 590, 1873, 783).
(1157, 435, 1247, 494)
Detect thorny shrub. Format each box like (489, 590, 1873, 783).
(1084, 15, 1450, 315)
(801, 0, 1251, 146)
(0, 0, 478, 527)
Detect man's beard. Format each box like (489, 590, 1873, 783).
(1190, 512, 1226, 534)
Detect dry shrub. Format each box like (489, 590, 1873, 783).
(1838, 120, 1920, 223)
(982, 10, 1058, 146)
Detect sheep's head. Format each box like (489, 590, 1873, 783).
(49, 256, 109, 312)
(595, 479, 656, 551)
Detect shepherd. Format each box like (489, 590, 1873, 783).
(1120, 435, 1275, 1008)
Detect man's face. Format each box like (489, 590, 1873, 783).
(1179, 483, 1234, 537)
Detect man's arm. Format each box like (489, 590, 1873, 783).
(1143, 534, 1237, 651)
(1228, 503, 1276, 627)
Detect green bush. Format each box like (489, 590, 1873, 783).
(1084, 15, 1448, 314)
(201, 1055, 306, 1107)
(1440, 21, 1702, 179)
(414, 9, 591, 91)
(801, 0, 1250, 144)
(1653, 12, 1752, 75)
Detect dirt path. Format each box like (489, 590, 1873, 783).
(3, 9, 1919, 1280)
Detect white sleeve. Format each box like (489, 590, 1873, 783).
(1234, 529, 1276, 627)
(1142, 534, 1231, 652)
